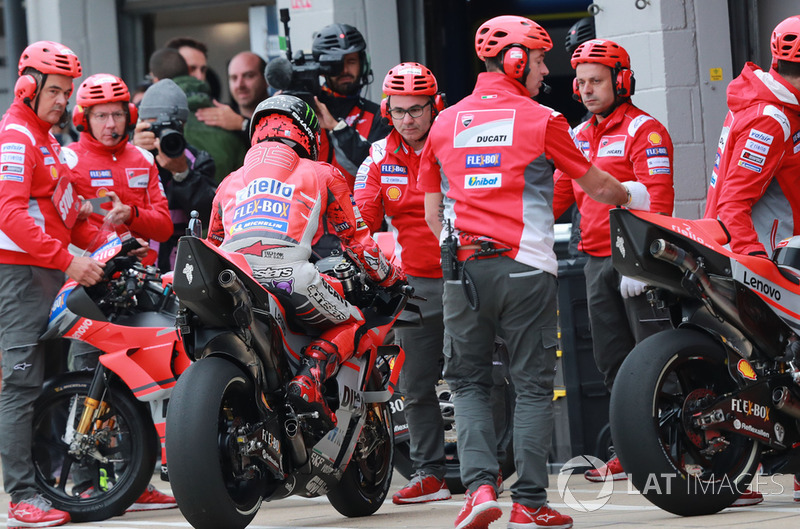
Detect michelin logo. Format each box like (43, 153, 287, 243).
(465, 174, 502, 189)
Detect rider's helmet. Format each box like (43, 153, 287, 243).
(72, 73, 137, 132)
(565, 17, 595, 55)
(18, 40, 82, 77)
(771, 16, 800, 66)
(772, 236, 800, 277)
(381, 62, 445, 119)
(312, 23, 372, 88)
(249, 94, 320, 161)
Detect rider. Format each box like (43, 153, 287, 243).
(354, 62, 451, 504)
(206, 94, 406, 440)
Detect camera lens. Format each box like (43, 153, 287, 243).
(159, 129, 186, 158)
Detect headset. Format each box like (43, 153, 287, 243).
(572, 63, 636, 102)
(14, 75, 38, 104)
(72, 102, 138, 133)
(502, 45, 529, 80)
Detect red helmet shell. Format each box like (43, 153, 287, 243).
(570, 39, 631, 70)
(18, 40, 82, 78)
(771, 16, 800, 63)
(475, 15, 553, 60)
(383, 62, 438, 96)
(76, 74, 130, 106)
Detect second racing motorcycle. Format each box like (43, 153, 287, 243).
(609, 208, 800, 515)
(165, 231, 410, 529)
(32, 231, 189, 521)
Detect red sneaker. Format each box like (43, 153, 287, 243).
(508, 502, 573, 529)
(126, 484, 178, 512)
(8, 494, 70, 528)
(392, 473, 451, 504)
(730, 488, 763, 507)
(584, 456, 627, 482)
(454, 484, 502, 529)
(794, 476, 800, 502)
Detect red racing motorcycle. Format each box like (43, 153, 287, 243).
(165, 231, 408, 529)
(32, 231, 189, 521)
(610, 208, 800, 515)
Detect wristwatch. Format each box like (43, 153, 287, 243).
(241, 117, 250, 132)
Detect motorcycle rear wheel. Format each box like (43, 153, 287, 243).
(32, 371, 157, 522)
(166, 357, 267, 529)
(610, 328, 761, 516)
(327, 372, 395, 517)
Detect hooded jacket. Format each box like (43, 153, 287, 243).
(704, 62, 800, 256)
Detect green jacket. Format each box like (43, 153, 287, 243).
(172, 75, 248, 183)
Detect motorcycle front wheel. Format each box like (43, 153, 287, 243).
(610, 328, 761, 516)
(32, 371, 157, 522)
(327, 372, 395, 517)
(166, 356, 267, 529)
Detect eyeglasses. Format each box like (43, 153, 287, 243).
(388, 101, 431, 120)
(89, 111, 127, 123)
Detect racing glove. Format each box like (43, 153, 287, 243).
(621, 181, 651, 211)
(620, 276, 647, 299)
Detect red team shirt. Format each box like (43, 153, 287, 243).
(65, 132, 172, 245)
(553, 101, 675, 256)
(0, 99, 98, 271)
(417, 72, 592, 276)
(354, 129, 441, 278)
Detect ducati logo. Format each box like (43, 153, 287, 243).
(462, 114, 473, 127)
(183, 263, 194, 285)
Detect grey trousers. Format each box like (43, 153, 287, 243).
(443, 256, 557, 509)
(0, 264, 65, 503)
(583, 255, 672, 391)
(394, 275, 446, 479)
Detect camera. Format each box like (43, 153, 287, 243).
(265, 8, 345, 104)
(286, 51, 343, 97)
(149, 118, 186, 159)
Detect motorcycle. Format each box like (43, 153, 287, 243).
(609, 207, 800, 516)
(164, 231, 409, 529)
(32, 231, 189, 521)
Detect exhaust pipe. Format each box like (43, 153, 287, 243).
(285, 418, 310, 470)
(772, 387, 800, 420)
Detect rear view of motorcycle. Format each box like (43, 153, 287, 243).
(609, 208, 800, 515)
(32, 232, 188, 521)
(165, 234, 410, 529)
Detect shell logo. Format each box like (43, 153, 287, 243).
(50, 166, 58, 180)
(736, 358, 757, 381)
(386, 186, 402, 201)
(648, 132, 662, 146)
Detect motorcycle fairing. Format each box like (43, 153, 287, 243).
(731, 259, 800, 332)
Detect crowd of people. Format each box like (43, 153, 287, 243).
(2, 11, 800, 529)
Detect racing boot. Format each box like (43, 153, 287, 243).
(287, 340, 339, 441)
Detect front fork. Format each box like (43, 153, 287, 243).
(69, 365, 114, 463)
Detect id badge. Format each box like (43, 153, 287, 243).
(51, 176, 80, 229)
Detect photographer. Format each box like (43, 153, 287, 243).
(132, 79, 217, 272)
(311, 23, 391, 189)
